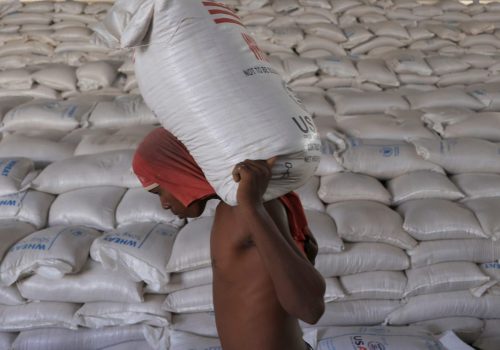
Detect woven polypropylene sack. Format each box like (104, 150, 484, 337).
(96, 0, 321, 205)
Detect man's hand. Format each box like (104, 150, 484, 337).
(232, 157, 276, 208)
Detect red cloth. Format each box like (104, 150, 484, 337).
(133, 127, 309, 252)
(132, 127, 216, 207)
(278, 192, 310, 254)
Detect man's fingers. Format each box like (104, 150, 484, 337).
(266, 156, 277, 168)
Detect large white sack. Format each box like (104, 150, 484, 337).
(0, 190, 54, 229)
(31, 150, 141, 194)
(408, 239, 500, 268)
(411, 138, 500, 174)
(162, 267, 213, 294)
(305, 210, 343, 254)
(296, 35, 346, 56)
(85, 95, 157, 129)
(95, 0, 321, 206)
(294, 176, 324, 212)
(314, 326, 445, 350)
(342, 24, 374, 49)
(49, 186, 125, 231)
(415, 317, 484, 345)
(420, 107, 476, 135)
(356, 59, 399, 87)
(316, 56, 357, 77)
(405, 88, 485, 110)
(171, 312, 217, 338)
(340, 271, 406, 301)
(0, 301, 79, 331)
(31, 65, 77, 92)
(303, 299, 401, 327)
(18, 259, 143, 303)
(427, 111, 500, 142)
(335, 114, 436, 141)
(350, 37, 405, 56)
(169, 331, 220, 350)
(324, 277, 346, 302)
(54, 1, 85, 14)
(1, 99, 95, 132)
(0, 221, 35, 261)
(294, 92, 334, 119)
(0, 158, 33, 197)
(337, 138, 444, 180)
(166, 217, 213, 273)
(386, 291, 500, 325)
(473, 319, 500, 350)
(388, 171, 464, 205)
(0, 135, 75, 167)
(163, 284, 213, 313)
(74, 294, 170, 328)
(11, 325, 149, 350)
(0, 41, 53, 59)
(327, 201, 417, 249)
(315, 242, 409, 277)
(76, 61, 117, 92)
(0, 226, 100, 286)
(1, 13, 52, 26)
(452, 173, 500, 200)
(0, 69, 32, 90)
(91, 223, 178, 292)
(319, 172, 391, 204)
(405, 262, 490, 297)
(438, 69, 490, 88)
(0, 85, 58, 100)
(326, 90, 409, 115)
(116, 188, 185, 228)
(464, 198, 500, 241)
(398, 199, 487, 241)
(370, 21, 410, 40)
(468, 83, 500, 112)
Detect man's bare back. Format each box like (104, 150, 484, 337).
(211, 200, 307, 350)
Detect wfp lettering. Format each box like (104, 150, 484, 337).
(350, 336, 386, 350)
(104, 236, 137, 247)
(292, 116, 316, 134)
(1, 160, 17, 177)
(11, 243, 46, 251)
(0, 199, 17, 206)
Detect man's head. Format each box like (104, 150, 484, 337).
(132, 127, 216, 218)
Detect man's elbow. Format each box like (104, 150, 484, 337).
(300, 298, 325, 325)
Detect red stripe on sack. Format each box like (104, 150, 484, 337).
(202, 1, 232, 10)
(242, 33, 267, 61)
(214, 18, 245, 27)
(208, 9, 240, 20)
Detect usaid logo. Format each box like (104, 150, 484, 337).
(350, 336, 386, 350)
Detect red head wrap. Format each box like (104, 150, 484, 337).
(132, 127, 216, 207)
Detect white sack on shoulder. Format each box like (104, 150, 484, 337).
(388, 171, 464, 205)
(91, 222, 178, 292)
(18, 259, 143, 304)
(0, 158, 33, 197)
(338, 138, 444, 180)
(305, 210, 343, 254)
(0, 190, 54, 229)
(74, 294, 170, 328)
(166, 217, 213, 273)
(49, 186, 126, 231)
(319, 172, 391, 205)
(315, 242, 409, 277)
(327, 200, 417, 250)
(0, 226, 100, 286)
(96, 0, 321, 205)
(398, 199, 487, 241)
(31, 150, 141, 194)
(163, 284, 213, 313)
(452, 173, 500, 200)
(404, 262, 490, 297)
(411, 138, 500, 174)
(116, 188, 185, 228)
(0, 302, 79, 332)
(408, 239, 500, 268)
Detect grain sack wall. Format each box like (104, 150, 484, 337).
(0, 0, 499, 349)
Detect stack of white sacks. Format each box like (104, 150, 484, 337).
(0, 0, 500, 349)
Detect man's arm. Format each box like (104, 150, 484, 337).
(232, 159, 326, 324)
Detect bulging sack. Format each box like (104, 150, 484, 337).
(95, 0, 321, 205)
